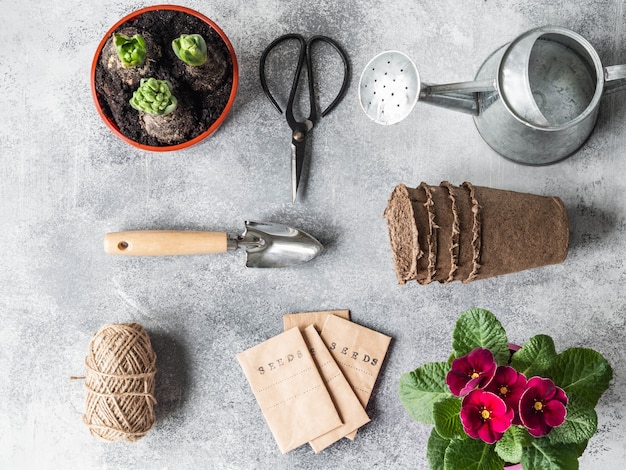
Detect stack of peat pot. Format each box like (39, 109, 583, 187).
(384, 182, 570, 285)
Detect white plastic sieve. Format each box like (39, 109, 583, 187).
(358, 51, 420, 125)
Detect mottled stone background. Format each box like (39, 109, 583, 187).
(1, 0, 625, 468)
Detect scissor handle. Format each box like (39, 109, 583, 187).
(307, 35, 351, 118)
(259, 34, 351, 125)
(259, 33, 307, 116)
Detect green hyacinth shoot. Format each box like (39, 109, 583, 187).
(172, 34, 208, 66)
(113, 33, 147, 68)
(130, 78, 178, 116)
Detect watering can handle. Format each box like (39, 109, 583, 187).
(604, 65, 626, 94)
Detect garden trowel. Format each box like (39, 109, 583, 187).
(104, 221, 323, 268)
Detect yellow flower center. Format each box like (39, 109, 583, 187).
(534, 401, 543, 411)
(471, 372, 480, 379)
(499, 386, 509, 396)
(481, 409, 491, 420)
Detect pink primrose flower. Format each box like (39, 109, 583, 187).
(446, 347, 497, 396)
(519, 376, 568, 437)
(460, 389, 514, 444)
(484, 366, 527, 425)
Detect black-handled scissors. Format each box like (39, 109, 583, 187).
(260, 34, 350, 202)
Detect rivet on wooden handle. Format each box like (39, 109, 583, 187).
(103, 231, 229, 256)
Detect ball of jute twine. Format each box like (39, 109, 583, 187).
(82, 323, 157, 442)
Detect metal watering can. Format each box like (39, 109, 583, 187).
(359, 26, 626, 165)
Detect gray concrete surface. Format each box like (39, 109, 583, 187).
(1, 0, 625, 468)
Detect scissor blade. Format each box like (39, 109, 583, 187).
(291, 143, 298, 203)
(290, 122, 311, 203)
(291, 142, 305, 203)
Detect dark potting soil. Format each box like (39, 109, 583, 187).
(94, 9, 234, 147)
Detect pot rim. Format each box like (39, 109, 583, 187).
(508, 342, 521, 352)
(90, 4, 239, 152)
(495, 25, 604, 132)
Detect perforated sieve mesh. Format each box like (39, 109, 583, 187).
(359, 51, 419, 125)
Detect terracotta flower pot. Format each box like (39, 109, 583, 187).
(91, 5, 239, 151)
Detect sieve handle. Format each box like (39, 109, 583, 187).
(604, 65, 626, 94)
(104, 231, 229, 256)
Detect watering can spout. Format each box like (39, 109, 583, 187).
(419, 79, 497, 116)
(358, 51, 498, 124)
(360, 26, 626, 165)
(604, 65, 626, 94)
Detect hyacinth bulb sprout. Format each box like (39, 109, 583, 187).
(130, 78, 178, 116)
(172, 34, 207, 66)
(113, 33, 147, 68)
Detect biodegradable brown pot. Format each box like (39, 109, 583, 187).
(384, 182, 569, 284)
(91, 5, 238, 151)
(470, 184, 569, 281)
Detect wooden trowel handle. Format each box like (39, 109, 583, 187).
(104, 231, 229, 256)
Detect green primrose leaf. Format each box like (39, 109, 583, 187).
(573, 439, 589, 457)
(427, 429, 452, 470)
(444, 438, 504, 470)
(399, 362, 452, 424)
(130, 78, 178, 116)
(545, 348, 613, 408)
(172, 34, 208, 66)
(546, 395, 597, 445)
(521, 439, 580, 470)
(433, 396, 465, 440)
(452, 308, 509, 365)
(510, 334, 558, 377)
(113, 33, 146, 68)
(495, 426, 532, 464)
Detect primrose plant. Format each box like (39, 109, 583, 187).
(399, 308, 612, 470)
(130, 78, 177, 116)
(113, 33, 147, 68)
(172, 34, 208, 66)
